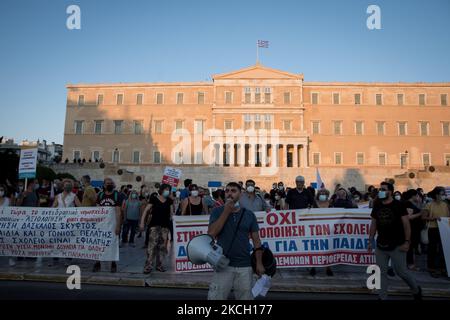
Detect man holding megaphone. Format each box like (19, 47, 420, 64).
(206, 182, 265, 300)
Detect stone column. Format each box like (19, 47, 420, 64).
(293, 145, 298, 168)
(282, 145, 287, 168)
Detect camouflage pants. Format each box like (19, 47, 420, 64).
(144, 226, 169, 271)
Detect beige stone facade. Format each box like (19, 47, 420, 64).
(63, 64, 450, 190)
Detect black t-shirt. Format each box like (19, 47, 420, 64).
(286, 188, 317, 209)
(405, 201, 425, 231)
(97, 191, 121, 207)
(371, 199, 407, 250)
(149, 196, 173, 228)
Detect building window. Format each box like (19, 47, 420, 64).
(334, 152, 343, 165)
(397, 94, 404, 106)
(224, 120, 233, 130)
(419, 94, 426, 106)
(154, 120, 163, 134)
(441, 94, 448, 106)
(114, 120, 123, 134)
(113, 149, 120, 163)
(153, 151, 161, 164)
(354, 93, 361, 105)
(255, 88, 261, 104)
(194, 120, 204, 134)
(283, 120, 292, 131)
(116, 94, 123, 105)
(378, 153, 387, 166)
(312, 121, 320, 135)
(264, 114, 272, 129)
(311, 93, 318, 105)
(264, 88, 271, 103)
(175, 120, 183, 134)
(73, 150, 81, 161)
(135, 94, 143, 105)
(442, 122, 450, 136)
(97, 94, 104, 105)
(133, 151, 140, 164)
(78, 95, 85, 106)
(376, 94, 383, 106)
(333, 93, 340, 105)
(176, 93, 184, 104)
(74, 121, 83, 135)
(134, 120, 143, 134)
(355, 121, 364, 135)
(225, 91, 233, 104)
(244, 114, 252, 130)
(445, 154, 450, 166)
(376, 121, 385, 135)
(244, 87, 251, 104)
(356, 152, 364, 165)
(398, 122, 407, 136)
(197, 92, 205, 105)
(313, 153, 320, 165)
(92, 151, 100, 161)
(254, 115, 261, 130)
(284, 92, 291, 104)
(420, 122, 429, 136)
(156, 93, 164, 104)
(94, 120, 103, 134)
(333, 121, 342, 135)
(422, 153, 431, 167)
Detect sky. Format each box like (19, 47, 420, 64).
(0, 0, 449, 145)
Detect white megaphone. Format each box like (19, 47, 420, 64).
(187, 234, 230, 271)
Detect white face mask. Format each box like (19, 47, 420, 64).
(319, 195, 328, 202)
(175, 191, 181, 198)
(246, 186, 255, 193)
(278, 186, 284, 190)
(394, 195, 401, 201)
(354, 197, 360, 202)
(275, 195, 280, 200)
(0, 191, 4, 197)
(234, 201, 240, 209)
(440, 195, 447, 201)
(191, 190, 199, 197)
(265, 200, 271, 206)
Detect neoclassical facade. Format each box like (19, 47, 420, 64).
(63, 64, 450, 172)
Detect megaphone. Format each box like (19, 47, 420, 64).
(187, 234, 230, 271)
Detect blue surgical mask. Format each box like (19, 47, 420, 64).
(131, 194, 138, 199)
(378, 191, 387, 199)
(162, 190, 170, 198)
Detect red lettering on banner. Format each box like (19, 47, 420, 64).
(308, 224, 331, 236)
(267, 213, 278, 225)
(177, 230, 203, 242)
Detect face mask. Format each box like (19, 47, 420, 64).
(246, 186, 255, 193)
(131, 194, 138, 199)
(265, 200, 271, 206)
(272, 185, 277, 190)
(354, 197, 360, 202)
(234, 201, 240, 209)
(278, 186, 284, 190)
(0, 191, 4, 197)
(275, 195, 280, 200)
(162, 190, 170, 198)
(18, 186, 24, 192)
(106, 185, 114, 192)
(440, 195, 447, 201)
(378, 191, 387, 199)
(319, 195, 328, 202)
(191, 190, 199, 197)
(64, 185, 73, 192)
(144, 192, 149, 197)
(175, 191, 181, 198)
(394, 195, 401, 201)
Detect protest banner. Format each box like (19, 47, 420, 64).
(173, 208, 374, 272)
(161, 167, 182, 188)
(437, 217, 450, 277)
(18, 147, 38, 179)
(0, 206, 119, 261)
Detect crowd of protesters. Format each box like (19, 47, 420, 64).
(0, 175, 449, 292)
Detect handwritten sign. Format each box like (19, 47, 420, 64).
(0, 207, 119, 261)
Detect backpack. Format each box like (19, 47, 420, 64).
(98, 190, 118, 204)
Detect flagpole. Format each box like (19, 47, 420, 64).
(256, 41, 259, 64)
